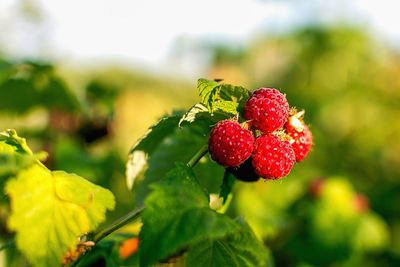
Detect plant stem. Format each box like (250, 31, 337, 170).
(93, 205, 144, 243)
(187, 144, 209, 168)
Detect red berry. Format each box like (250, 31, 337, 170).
(244, 88, 289, 133)
(252, 134, 295, 179)
(208, 120, 254, 167)
(285, 113, 313, 162)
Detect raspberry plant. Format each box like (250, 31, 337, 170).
(0, 78, 313, 266)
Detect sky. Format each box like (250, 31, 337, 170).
(1, 0, 400, 76)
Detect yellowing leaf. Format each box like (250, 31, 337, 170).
(0, 129, 33, 155)
(0, 129, 47, 201)
(6, 164, 115, 267)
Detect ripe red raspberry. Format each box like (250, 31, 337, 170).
(285, 112, 313, 162)
(244, 88, 289, 133)
(208, 120, 254, 167)
(252, 134, 295, 179)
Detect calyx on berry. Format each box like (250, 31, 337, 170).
(285, 110, 313, 162)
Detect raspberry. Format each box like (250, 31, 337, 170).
(208, 120, 254, 167)
(285, 112, 313, 162)
(244, 88, 289, 133)
(227, 158, 260, 182)
(252, 134, 295, 179)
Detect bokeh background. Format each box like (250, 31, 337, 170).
(1, 0, 399, 266)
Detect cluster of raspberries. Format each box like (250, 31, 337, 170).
(208, 88, 313, 181)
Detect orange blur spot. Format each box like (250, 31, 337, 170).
(119, 237, 140, 259)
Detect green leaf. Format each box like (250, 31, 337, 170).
(139, 163, 241, 267)
(5, 164, 115, 267)
(129, 114, 182, 155)
(212, 100, 239, 115)
(187, 239, 240, 267)
(126, 114, 182, 189)
(0, 79, 41, 114)
(178, 103, 233, 128)
(198, 78, 220, 112)
(219, 171, 236, 204)
(178, 103, 208, 127)
(0, 129, 33, 155)
(128, 113, 214, 204)
(40, 77, 80, 112)
(144, 163, 209, 209)
(197, 79, 251, 115)
(186, 219, 273, 267)
(218, 84, 251, 114)
(0, 62, 80, 114)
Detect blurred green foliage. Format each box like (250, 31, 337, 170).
(0, 25, 399, 266)
(0, 61, 79, 114)
(210, 26, 400, 267)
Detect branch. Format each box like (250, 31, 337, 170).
(187, 144, 208, 168)
(93, 205, 144, 243)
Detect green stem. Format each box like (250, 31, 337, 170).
(69, 207, 144, 266)
(217, 170, 235, 214)
(187, 144, 209, 168)
(93, 205, 144, 243)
